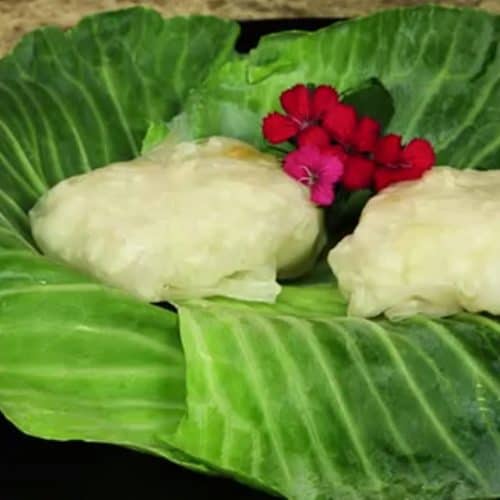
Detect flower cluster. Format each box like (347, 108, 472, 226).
(262, 84, 435, 206)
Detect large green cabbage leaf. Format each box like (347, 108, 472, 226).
(184, 6, 500, 169)
(176, 286, 500, 499)
(1, 5, 500, 500)
(0, 7, 239, 468)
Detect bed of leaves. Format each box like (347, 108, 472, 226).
(1, 6, 500, 499)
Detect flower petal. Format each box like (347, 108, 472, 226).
(283, 145, 322, 182)
(283, 150, 306, 180)
(297, 125, 331, 148)
(318, 154, 344, 184)
(374, 133, 402, 166)
(262, 112, 300, 144)
(401, 138, 436, 173)
(322, 103, 357, 146)
(296, 144, 323, 165)
(351, 116, 380, 153)
(280, 84, 312, 122)
(311, 85, 338, 119)
(374, 164, 428, 192)
(321, 144, 348, 164)
(373, 167, 401, 191)
(342, 156, 376, 191)
(310, 181, 335, 206)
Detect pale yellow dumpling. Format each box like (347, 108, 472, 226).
(30, 136, 325, 303)
(329, 166, 500, 319)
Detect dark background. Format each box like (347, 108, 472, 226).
(0, 18, 337, 500)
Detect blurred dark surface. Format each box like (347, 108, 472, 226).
(0, 413, 269, 499)
(0, 18, 339, 500)
(235, 18, 340, 52)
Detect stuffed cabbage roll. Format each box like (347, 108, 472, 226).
(30, 137, 325, 303)
(329, 166, 500, 319)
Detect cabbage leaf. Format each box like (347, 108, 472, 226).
(185, 5, 500, 170)
(175, 285, 500, 499)
(0, 5, 238, 468)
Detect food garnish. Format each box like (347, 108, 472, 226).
(263, 83, 436, 204)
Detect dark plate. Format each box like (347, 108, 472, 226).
(0, 17, 339, 500)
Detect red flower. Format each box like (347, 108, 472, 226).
(373, 133, 401, 166)
(262, 82, 437, 199)
(280, 84, 312, 121)
(321, 144, 348, 164)
(297, 126, 330, 148)
(262, 84, 338, 145)
(351, 117, 380, 153)
(311, 85, 340, 119)
(283, 145, 344, 206)
(262, 113, 300, 144)
(342, 156, 376, 191)
(322, 104, 380, 154)
(320, 104, 380, 190)
(373, 135, 435, 191)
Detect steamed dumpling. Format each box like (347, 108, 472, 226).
(30, 137, 325, 303)
(328, 166, 500, 319)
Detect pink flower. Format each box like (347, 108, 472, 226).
(283, 145, 344, 206)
